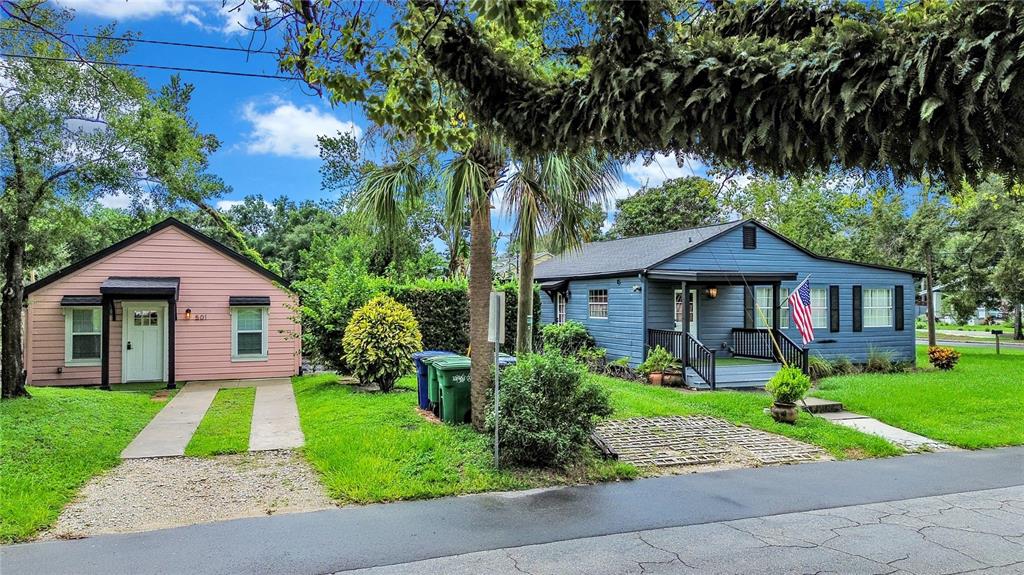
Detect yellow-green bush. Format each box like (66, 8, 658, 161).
(343, 296, 423, 392)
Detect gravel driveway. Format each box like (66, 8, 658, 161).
(41, 450, 332, 540)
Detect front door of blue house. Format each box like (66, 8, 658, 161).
(673, 289, 697, 334)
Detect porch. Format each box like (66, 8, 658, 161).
(643, 271, 808, 390)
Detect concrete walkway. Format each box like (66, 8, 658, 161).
(121, 378, 303, 458)
(820, 410, 952, 451)
(6, 447, 1022, 575)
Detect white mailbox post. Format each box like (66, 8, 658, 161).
(488, 291, 505, 466)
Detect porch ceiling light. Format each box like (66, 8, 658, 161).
(705, 287, 718, 299)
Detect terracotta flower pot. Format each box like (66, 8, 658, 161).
(648, 372, 664, 386)
(770, 401, 799, 424)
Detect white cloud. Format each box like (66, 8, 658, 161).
(622, 153, 704, 189)
(241, 97, 361, 158)
(54, 0, 194, 20)
(215, 198, 272, 211)
(97, 191, 133, 209)
(218, 0, 257, 35)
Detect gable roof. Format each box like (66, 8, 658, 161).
(534, 218, 923, 280)
(534, 220, 745, 280)
(25, 218, 288, 295)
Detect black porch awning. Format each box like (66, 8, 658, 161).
(99, 277, 180, 299)
(538, 279, 568, 293)
(646, 270, 798, 283)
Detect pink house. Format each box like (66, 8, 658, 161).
(23, 218, 301, 388)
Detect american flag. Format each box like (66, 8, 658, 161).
(787, 278, 815, 344)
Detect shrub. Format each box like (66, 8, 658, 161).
(865, 347, 895, 373)
(487, 353, 612, 468)
(765, 366, 812, 404)
(830, 356, 856, 375)
(541, 320, 595, 357)
(638, 345, 676, 376)
(927, 346, 961, 370)
(342, 295, 422, 392)
(576, 346, 608, 373)
(807, 355, 833, 380)
(605, 356, 639, 380)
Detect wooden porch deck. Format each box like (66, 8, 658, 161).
(684, 360, 781, 390)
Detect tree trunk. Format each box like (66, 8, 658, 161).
(1, 238, 30, 399)
(1014, 303, 1023, 340)
(515, 241, 534, 355)
(468, 196, 494, 430)
(925, 250, 936, 347)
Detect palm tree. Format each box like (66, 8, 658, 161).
(502, 152, 621, 354)
(359, 138, 505, 430)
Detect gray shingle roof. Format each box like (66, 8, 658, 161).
(534, 220, 744, 280)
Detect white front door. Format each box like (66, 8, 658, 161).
(123, 302, 166, 382)
(673, 289, 698, 334)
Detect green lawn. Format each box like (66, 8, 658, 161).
(184, 387, 256, 456)
(293, 374, 636, 505)
(594, 375, 901, 459)
(0, 386, 167, 542)
(814, 346, 1024, 449)
(917, 323, 1014, 332)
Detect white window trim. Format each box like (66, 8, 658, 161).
(555, 293, 567, 324)
(64, 306, 102, 367)
(588, 290, 608, 319)
(863, 287, 894, 328)
(231, 306, 269, 361)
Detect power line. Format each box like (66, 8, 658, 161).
(1, 52, 301, 81)
(15, 28, 279, 55)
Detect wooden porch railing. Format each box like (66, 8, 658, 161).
(730, 327, 809, 374)
(646, 329, 716, 390)
(686, 332, 716, 390)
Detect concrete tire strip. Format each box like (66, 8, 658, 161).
(121, 378, 303, 458)
(595, 415, 829, 468)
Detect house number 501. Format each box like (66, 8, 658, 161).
(192, 314, 207, 321)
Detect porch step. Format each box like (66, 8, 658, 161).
(684, 363, 781, 390)
(801, 396, 844, 414)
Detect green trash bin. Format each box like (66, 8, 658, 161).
(431, 356, 473, 424)
(423, 356, 448, 415)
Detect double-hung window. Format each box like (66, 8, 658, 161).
(753, 287, 792, 328)
(588, 289, 608, 319)
(231, 307, 268, 360)
(65, 307, 102, 366)
(863, 288, 893, 328)
(555, 293, 567, 324)
(810, 288, 828, 329)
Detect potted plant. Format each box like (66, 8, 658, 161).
(638, 345, 677, 385)
(765, 366, 811, 423)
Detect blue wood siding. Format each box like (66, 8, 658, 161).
(652, 226, 917, 363)
(537, 276, 645, 365)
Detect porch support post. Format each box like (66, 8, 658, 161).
(640, 274, 648, 360)
(680, 280, 689, 367)
(772, 282, 781, 362)
(167, 297, 176, 389)
(100, 295, 111, 390)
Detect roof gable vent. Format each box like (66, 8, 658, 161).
(742, 226, 757, 249)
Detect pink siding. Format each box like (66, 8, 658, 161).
(26, 226, 301, 386)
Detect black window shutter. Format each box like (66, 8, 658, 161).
(852, 285, 863, 332)
(742, 226, 757, 249)
(894, 285, 905, 331)
(743, 287, 754, 328)
(829, 285, 840, 332)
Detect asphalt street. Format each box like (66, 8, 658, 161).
(3, 447, 1023, 575)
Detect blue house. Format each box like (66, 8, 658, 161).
(535, 220, 922, 389)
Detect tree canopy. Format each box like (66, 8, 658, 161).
(284, 0, 1024, 184)
(607, 176, 720, 239)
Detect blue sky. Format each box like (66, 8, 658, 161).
(53, 0, 716, 238)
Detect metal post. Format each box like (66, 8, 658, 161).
(494, 341, 500, 466)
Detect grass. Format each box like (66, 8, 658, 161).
(593, 375, 901, 459)
(293, 374, 636, 505)
(0, 386, 167, 542)
(814, 345, 1024, 449)
(916, 322, 1014, 332)
(184, 387, 256, 457)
